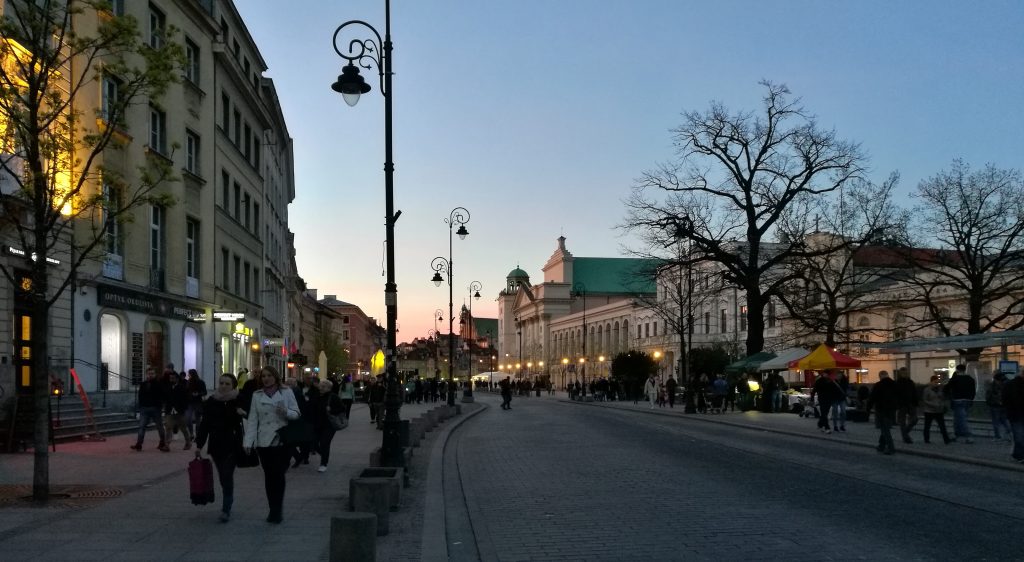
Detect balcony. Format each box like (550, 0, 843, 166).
(149, 268, 165, 291)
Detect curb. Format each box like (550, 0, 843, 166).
(562, 399, 1024, 473)
(420, 403, 487, 561)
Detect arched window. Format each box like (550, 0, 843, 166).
(100, 313, 125, 390)
(183, 325, 202, 374)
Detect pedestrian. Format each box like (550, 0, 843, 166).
(186, 368, 208, 441)
(768, 372, 786, 413)
(894, 367, 919, 443)
(665, 375, 678, 408)
(985, 372, 1011, 441)
(643, 374, 658, 409)
(164, 371, 193, 449)
(1002, 373, 1024, 463)
(810, 372, 843, 434)
(724, 377, 737, 412)
(338, 375, 355, 418)
(831, 372, 849, 431)
(236, 368, 250, 390)
(369, 375, 386, 429)
(867, 370, 899, 455)
(712, 374, 728, 414)
(195, 373, 244, 522)
(130, 367, 169, 452)
(312, 379, 344, 473)
(243, 365, 300, 524)
(285, 377, 316, 467)
(920, 375, 951, 445)
(499, 376, 513, 410)
(945, 364, 977, 443)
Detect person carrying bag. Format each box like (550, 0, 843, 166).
(195, 373, 246, 522)
(243, 366, 300, 524)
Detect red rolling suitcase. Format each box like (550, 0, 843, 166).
(188, 452, 216, 505)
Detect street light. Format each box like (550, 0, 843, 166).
(515, 316, 523, 381)
(331, 2, 402, 467)
(572, 282, 588, 399)
(465, 281, 482, 393)
(430, 207, 469, 405)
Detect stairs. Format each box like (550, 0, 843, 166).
(50, 396, 137, 442)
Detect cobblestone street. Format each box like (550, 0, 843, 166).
(446, 393, 1024, 561)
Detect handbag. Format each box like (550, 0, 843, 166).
(188, 452, 215, 506)
(276, 419, 314, 445)
(236, 444, 260, 468)
(328, 412, 348, 431)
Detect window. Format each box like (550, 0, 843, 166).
(221, 170, 229, 208)
(253, 204, 260, 235)
(221, 248, 229, 288)
(232, 38, 240, 59)
(233, 110, 241, 145)
(185, 130, 200, 174)
(243, 57, 250, 77)
(149, 105, 166, 154)
(343, 316, 350, 324)
(110, 0, 125, 16)
(644, 323, 649, 338)
(149, 5, 165, 49)
(101, 76, 121, 123)
(253, 270, 259, 303)
(243, 262, 250, 300)
(186, 219, 198, 278)
(653, 321, 658, 336)
(343, 330, 349, 340)
(704, 312, 711, 334)
(243, 193, 250, 229)
(767, 301, 777, 328)
(740, 306, 747, 331)
(233, 255, 240, 294)
(244, 123, 251, 159)
(637, 326, 641, 339)
(150, 205, 164, 269)
(254, 136, 260, 168)
(102, 182, 122, 256)
(720, 309, 727, 333)
(233, 182, 240, 219)
(184, 39, 200, 83)
(221, 93, 229, 131)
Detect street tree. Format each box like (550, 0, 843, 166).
(623, 81, 867, 356)
(0, 1, 182, 501)
(897, 160, 1024, 360)
(314, 329, 349, 376)
(610, 350, 657, 400)
(775, 173, 906, 348)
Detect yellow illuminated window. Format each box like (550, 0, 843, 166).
(20, 277, 32, 292)
(21, 365, 30, 386)
(20, 346, 30, 359)
(20, 315, 31, 340)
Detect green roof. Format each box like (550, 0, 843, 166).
(573, 258, 657, 295)
(473, 318, 498, 338)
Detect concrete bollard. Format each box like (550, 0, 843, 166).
(330, 513, 376, 562)
(350, 478, 391, 536)
(359, 467, 403, 509)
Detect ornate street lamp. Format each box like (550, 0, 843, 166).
(429, 207, 470, 405)
(464, 280, 482, 395)
(331, 1, 402, 467)
(572, 282, 588, 399)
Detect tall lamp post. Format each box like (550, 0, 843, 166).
(430, 208, 469, 405)
(465, 281, 482, 392)
(330, 2, 402, 467)
(572, 282, 588, 399)
(515, 317, 523, 380)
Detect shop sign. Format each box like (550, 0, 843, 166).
(97, 284, 206, 322)
(213, 311, 245, 322)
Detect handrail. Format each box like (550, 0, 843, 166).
(73, 358, 134, 384)
(71, 358, 138, 408)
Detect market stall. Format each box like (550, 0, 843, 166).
(788, 344, 862, 387)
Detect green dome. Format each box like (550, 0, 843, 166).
(507, 267, 529, 279)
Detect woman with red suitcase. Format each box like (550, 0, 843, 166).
(196, 373, 244, 522)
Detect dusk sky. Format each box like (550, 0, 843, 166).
(235, 1, 1024, 342)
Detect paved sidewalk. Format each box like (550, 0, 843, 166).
(0, 399, 454, 561)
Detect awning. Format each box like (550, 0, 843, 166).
(758, 348, 810, 371)
(724, 351, 777, 375)
(788, 344, 861, 370)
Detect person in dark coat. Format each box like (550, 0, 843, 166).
(867, 370, 899, 454)
(311, 379, 345, 473)
(945, 364, 977, 443)
(1002, 373, 1024, 463)
(499, 376, 513, 410)
(894, 367, 919, 443)
(130, 367, 169, 452)
(164, 372, 193, 449)
(810, 372, 844, 434)
(195, 373, 244, 522)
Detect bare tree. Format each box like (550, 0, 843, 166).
(775, 174, 906, 348)
(623, 81, 867, 356)
(0, 1, 182, 500)
(897, 160, 1024, 360)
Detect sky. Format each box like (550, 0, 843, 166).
(235, 0, 1024, 343)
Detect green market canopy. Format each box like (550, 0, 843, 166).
(724, 351, 777, 375)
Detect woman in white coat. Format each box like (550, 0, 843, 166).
(244, 365, 300, 524)
(644, 375, 658, 409)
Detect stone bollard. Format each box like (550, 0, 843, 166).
(359, 467, 403, 509)
(330, 513, 376, 562)
(350, 478, 391, 536)
(399, 419, 410, 448)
